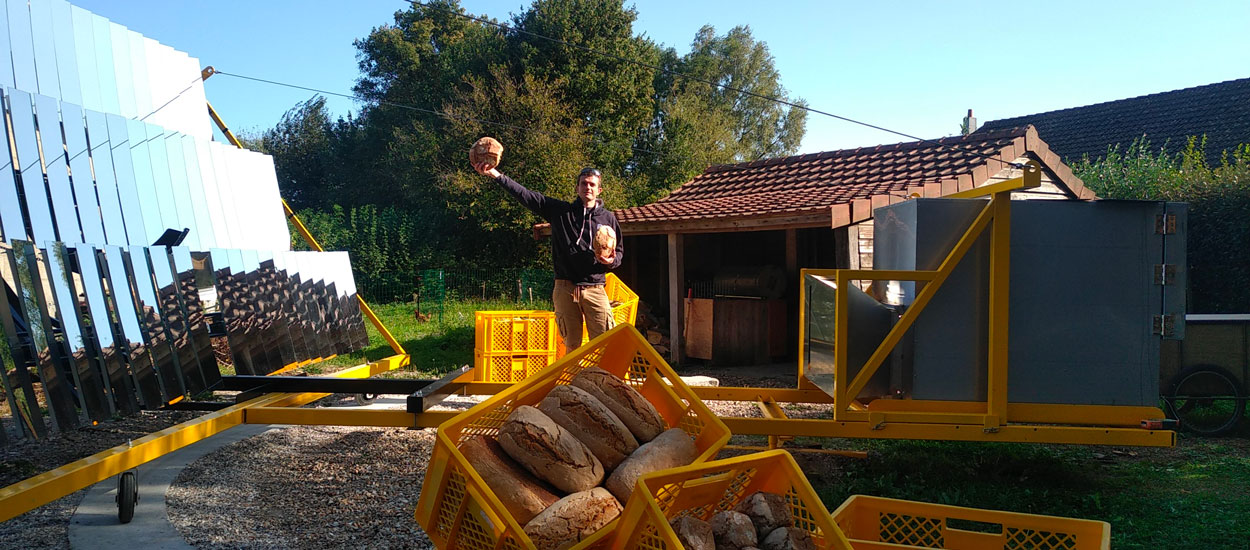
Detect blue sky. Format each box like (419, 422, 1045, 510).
(71, 0, 1250, 154)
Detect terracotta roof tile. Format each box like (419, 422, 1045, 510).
(616, 127, 1030, 227)
(979, 77, 1250, 164)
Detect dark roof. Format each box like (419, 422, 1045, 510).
(979, 77, 1250, 164)
(607, 126, 1090, 235)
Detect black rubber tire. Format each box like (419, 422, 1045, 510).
(117, 471, 137, 524)
(1165, 365, 1245, 437)
(354, 393, 377, 406)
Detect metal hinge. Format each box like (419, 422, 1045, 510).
(1153, 314, 1176, 337)
(1153, 264, 1177, 285)
(1154, 213, 1176, 235)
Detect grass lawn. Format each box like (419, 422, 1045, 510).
(311, 299, 1250, 549)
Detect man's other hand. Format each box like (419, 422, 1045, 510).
(473, 162, 500, 178)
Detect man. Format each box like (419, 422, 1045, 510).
(473, 162, 624, 354)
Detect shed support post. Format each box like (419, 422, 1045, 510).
(668, 232, 685, 365)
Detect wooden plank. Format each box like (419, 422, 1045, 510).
(622, 211, 832, 236)
(684, 298, 713, 360)
(667, 233, 685, 364)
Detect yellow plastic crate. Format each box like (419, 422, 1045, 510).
(604, 449, 852, 550)
(832, 495, 1110, 550)
(473, 350, 558, 382)
(475, 310, 557, 356)
(414, 323, 732, 550)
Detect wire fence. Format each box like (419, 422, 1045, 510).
(356, 268, 556, 322)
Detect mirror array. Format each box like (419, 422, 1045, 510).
(0, 242, 368, 439)
(0, 1, 372, 444)
(0, 0, 209, 139)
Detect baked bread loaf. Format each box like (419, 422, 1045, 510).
(733, 491, 792, 535)
(760, 526, 816, 550)
(538, 384, 638, 470)
(469, 136, 503, 167)
(570, 367, 666, 442)
(523, 487, 622, 550)
(457, 435, 560, 525)
(604, 428, 697, 503)
(670, 515, 715, 550)
(711, 510, 758, 550)
(594, 225, 616, 262)
(497, 405, 604, 494)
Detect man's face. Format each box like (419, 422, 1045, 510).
(577, 174, 602, 206)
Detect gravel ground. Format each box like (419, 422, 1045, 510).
(1, 368, 852, 549)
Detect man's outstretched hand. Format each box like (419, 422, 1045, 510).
(473, 162, 500, 178)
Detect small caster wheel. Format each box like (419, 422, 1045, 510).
(116, 471, 138, 524)
(354, 393, 377, 406)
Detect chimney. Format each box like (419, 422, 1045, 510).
(962, 109, 977, 136)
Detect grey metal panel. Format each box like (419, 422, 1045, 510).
(8, 88, 57, 243)
(253, 153, 289, 251)
(0, 93, 26, 241)
(62, 102, 105, 244)
(169, 246, 219, 389)
(162, 132, 201, 250)
(108, 21, 135, 119)
(1162, 202, 1188, 341)
(101, 244, 163, 407)
(872, 198, 1178, 407)
(35, 94, 83, 243)
(41, 240, 109, 421)
(103, 113, 146, 245)
(49, 0, 80, 106)
(128, 32, 152, 119)
(180, 135, 215, 249)
(210, 142, 245, 248)
(8, 0, 37, 92)
(198, 141, 235, 247)
(802, 273, 896, 399)
(70, 5, 98, 112)
(123, 118, 164, 245)
(90, 14, 119, 114)
(147, 246, 205, 394)
(127, 245, 185, 400)
(29, 0, 58, 97)
(85, 110, 125, 245)
(72, 242, 135, 414)
(0, 1, 13, 89)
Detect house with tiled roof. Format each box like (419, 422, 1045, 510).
(978, 77, 1250, 164)
(576, 126, 1093, 365)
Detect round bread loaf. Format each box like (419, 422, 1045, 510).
(594, 225, 616, 262)
(733, 491, 792, 535)
(523, 487, 622, 550)
(456, 435, 560, 525)
(469, 136, 503, 167)
(538, 384, 638, 470)
(760, 526, 817, 550)
(604, 428, 697, 503)
(670, 515, 715, 550)
(570, 367, 666, 442)
(711, 510, 758, 550)
(497, 405, 604, 494)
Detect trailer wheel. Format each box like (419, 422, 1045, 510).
(1165, 365, 1245, 436)
(354, 393, 377, 406)
(117, 471, 138, 524)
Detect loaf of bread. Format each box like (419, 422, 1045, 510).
(497, 405, 604, 494)
(538, 384, 639, 470)
(469, 136, 503, 167)
(711, 510, 758, 550)
(670, 515, 715, 550)
(523, 487, 622, 550)
(457, 435, 560, 525)
(605, 428, 697, 503)
(570, 367, 666, 442)
(733, 491, 792, 535)
(760, 526, 816, 550)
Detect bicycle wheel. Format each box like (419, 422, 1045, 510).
(1165, 365, 1245, 436)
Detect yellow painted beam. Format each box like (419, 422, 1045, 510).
(986, 192, 1011, 427)
(691, 386, 833, 403)
(244, 407, 456, 428)
(723, 445, 868, 459)
(720, 417, 1176, 447)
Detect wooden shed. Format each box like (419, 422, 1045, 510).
(555, 126, 1095, 366)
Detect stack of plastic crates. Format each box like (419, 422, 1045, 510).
(832, 495, 1110, 549)
(473, 311, 558, 382)
(558, 272, 641, 356)
(415, 324, 732, 550)
(604, 449, 852, 550)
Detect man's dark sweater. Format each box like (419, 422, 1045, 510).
(494, 173, 623, 285)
